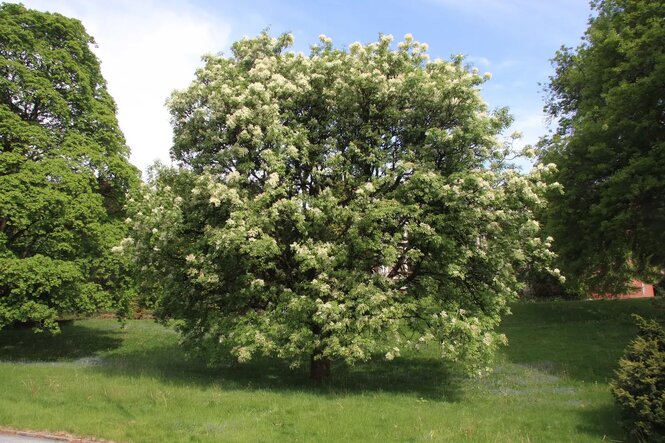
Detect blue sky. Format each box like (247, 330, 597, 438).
(22, 0, 593, 172)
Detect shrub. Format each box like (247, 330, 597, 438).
(611, 314, 665, 442)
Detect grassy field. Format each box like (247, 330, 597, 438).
(0, 298, 662, 442)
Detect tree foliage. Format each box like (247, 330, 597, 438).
(0, 4, 139, 331)
(126, 33, 557, 378)
(541, 0, 665, 293)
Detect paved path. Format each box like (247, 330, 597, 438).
(0, 435, 62, 442)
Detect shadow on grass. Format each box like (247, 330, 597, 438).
(97, 340, 463, 401)
(575, 402, 625, 442)
(498, 336, 625, 384)
(0, 322, 123, 362)
(498, 298, 665, 384)
(0, 320, 461, 400)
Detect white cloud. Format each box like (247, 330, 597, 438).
(426, 0, 590, 41)
(21, 0, 232, 173)
(428, 0, 577, 20)
(431, 0, 520, 20)
(467, 55, 492, 67)
(505, 109, 553, 171)
(512, 111, 549, 147)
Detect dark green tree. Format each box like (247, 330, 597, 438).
(0, 3, 139, 331)
(541, 0, 665, 294)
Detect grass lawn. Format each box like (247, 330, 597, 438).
(0, 298, 662, 442)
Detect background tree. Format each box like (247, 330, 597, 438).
(541, 0, 665, 294)
(0, 3, 139, 331)
(126, 33, 557, 380)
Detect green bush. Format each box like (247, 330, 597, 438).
(611, 314, 665, 442)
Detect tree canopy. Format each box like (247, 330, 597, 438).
(541, 0, 665, 293)
(0, 3, 139, 331)
(126, 32, 556, 379)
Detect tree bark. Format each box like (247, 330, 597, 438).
(310, 353, 331, 382)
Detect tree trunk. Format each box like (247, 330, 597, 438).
(310, 353, 331, 382)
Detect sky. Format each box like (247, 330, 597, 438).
(21, 0, 594, 173)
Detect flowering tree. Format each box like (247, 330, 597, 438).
(126, 33, 556, 380)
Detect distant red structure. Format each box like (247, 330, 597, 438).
(591, 280, 654, 299)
